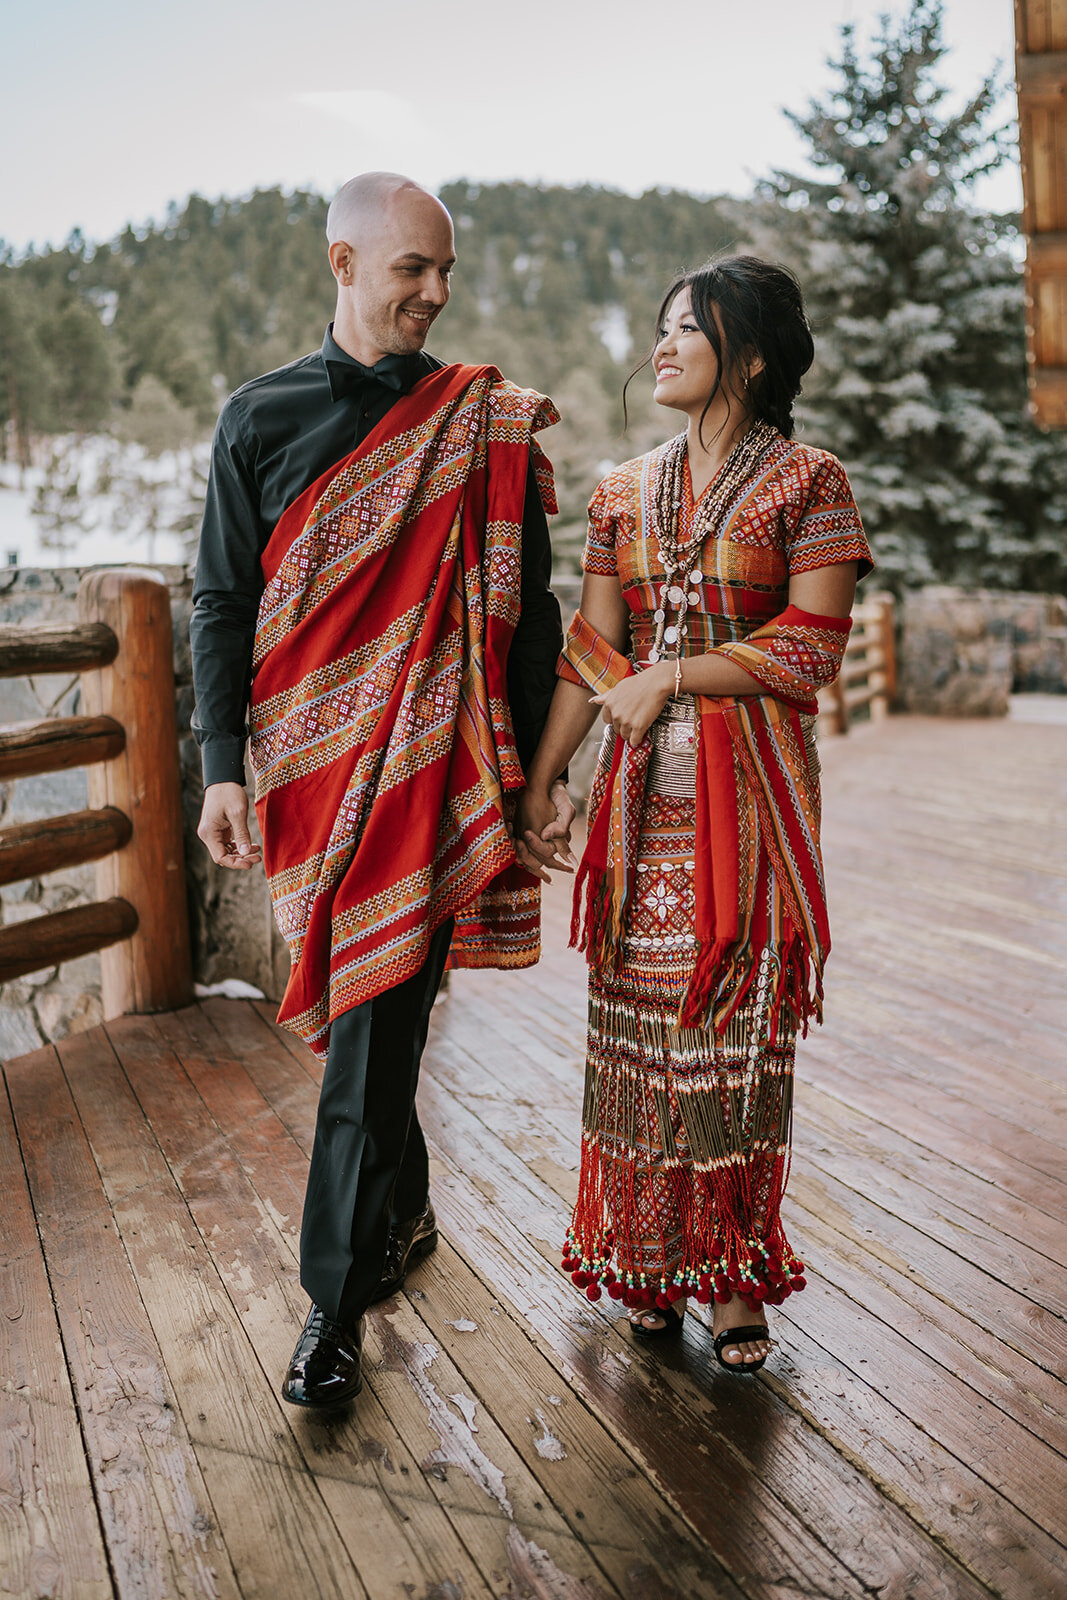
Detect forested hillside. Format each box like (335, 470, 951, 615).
(1, 0, 1063, 589)
(0, 182, 735, 568)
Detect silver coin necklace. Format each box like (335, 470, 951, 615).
(648, 420, 777, 665)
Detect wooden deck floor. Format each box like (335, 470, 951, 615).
(3, 715, 1066, 1600)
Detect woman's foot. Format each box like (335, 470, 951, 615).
(712, 1293, 773, 1368)
(626, 1297, 687, 1336)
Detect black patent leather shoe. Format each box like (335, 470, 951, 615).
(281, 1304, 363, 1408)
(370, 1201, 439, 1303)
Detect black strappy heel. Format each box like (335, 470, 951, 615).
(713, 1323, 770, 1373)
(627, 1302, 686, 1339)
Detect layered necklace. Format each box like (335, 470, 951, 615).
(647, 419, 778, 665)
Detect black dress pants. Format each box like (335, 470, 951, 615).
(299, 918, 454, 1328)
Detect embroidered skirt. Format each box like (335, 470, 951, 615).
(562, 702, 807, 1313)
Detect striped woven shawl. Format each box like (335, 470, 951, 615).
(249, 364, 558, 1058)
(566, 606, 851, 1038)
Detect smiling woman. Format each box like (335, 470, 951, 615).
(515, 254, 874, 1379)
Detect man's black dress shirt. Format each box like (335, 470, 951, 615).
(191, 326, 563, 788)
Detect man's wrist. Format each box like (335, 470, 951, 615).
(200, 742, 247, 789)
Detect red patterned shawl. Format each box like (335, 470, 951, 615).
(249, 364, 558, 1058)
(566, 605, 851, 1039)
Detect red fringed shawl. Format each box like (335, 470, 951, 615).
(566, 606, 851, 1039)
(249, 364, 558, 1058)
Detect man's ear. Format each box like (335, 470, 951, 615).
(329, 240, 354, 285)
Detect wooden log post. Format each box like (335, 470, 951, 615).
(819, 677, 849, 736)
(874, 594, 898, 707)
(0, 621, 118, 677)
(0, 899, 138, 985)
(77, 570, 193, 1016)
(0, 716, 125, 780)
(0, 807, 132, 887)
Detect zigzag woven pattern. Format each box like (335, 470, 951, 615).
(249, 364, 558, 1058)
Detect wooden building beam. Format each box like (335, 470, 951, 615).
(1015, 1, 1067, 427)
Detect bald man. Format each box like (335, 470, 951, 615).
(191, 173, 572, 1408)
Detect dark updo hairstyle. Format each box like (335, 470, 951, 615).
(627, 254, 815, 443)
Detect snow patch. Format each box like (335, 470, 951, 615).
(592, 303, 632, 363)
(195, 980, 266, 1000)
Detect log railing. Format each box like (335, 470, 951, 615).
(0, 570, 193, 1014)
(817, 593, 897, 735)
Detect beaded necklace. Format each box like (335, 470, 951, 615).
(648, 419, 778, 665)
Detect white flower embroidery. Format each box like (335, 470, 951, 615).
(645, 876, 680, 923)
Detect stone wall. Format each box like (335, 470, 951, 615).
(0, 564, 284, 1060)
(899, 587, 1067, 716)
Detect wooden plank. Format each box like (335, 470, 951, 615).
(0, 806, 132, 888)
(423, 946, 1067, 1587)
(0, 621, 118, 678)
(4, 1045, 242, 1600)
(739, 1295, 1067, 1599)
(801, 1034, 1067, 1213)
(1030, 368, 1067, 422)
(437, 970, 1067, 1390)
(0, 897, 137, 985)
(101, 1010, 605, 1600)
(763, 1262, 1067, 1547)
(406, 1235, 747, 1600)
(422, 999, 1067, 1564)
(0, 1070, 113, 1600)
(1028, 229, 1067, 275)
(68, 1016, 483, 1600)
(427, 1075, 1067, 1596)
(211, 1002, 903, 1599)
(133, 1011, 646, 1600)
(155, 1008, 640, 1599)
(796, 1080, 1067, 1268)
(435, 969, 1067, 1373)
(418, 1097, 996, 1600)
(1017, 47, 1067, 98)
(0, 715, 124, 780)
(162, 993, 533, 1599)
(786, 1162, 1067, 1375)
(785, 1185, 1067, 1461)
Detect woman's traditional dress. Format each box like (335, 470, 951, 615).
(559, 431, 873, 1314)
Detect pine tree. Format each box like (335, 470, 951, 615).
(738, 0, 1067, 592)
(0, 275, 57, 466)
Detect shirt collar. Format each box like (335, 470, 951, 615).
(320, 325, 424, 401)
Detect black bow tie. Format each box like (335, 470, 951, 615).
(325, 352, 411, 400)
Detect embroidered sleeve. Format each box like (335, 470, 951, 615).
(787, 456, 874, 579)
(712, 605, 852, 712)
(580, 480, 618, 576)
(560, 610, 633, 693)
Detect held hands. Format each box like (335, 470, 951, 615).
(591, 661, 674, 749)
(513, 778, 577, 883)
(197, 781, 263, 870)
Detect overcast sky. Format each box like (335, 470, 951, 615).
(4, 0, 1020, 253)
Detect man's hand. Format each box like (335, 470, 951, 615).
(197, 781, 263, 870)
(513, 778, 577, 882)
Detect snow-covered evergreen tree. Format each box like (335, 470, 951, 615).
(739, 0, 1066, 592)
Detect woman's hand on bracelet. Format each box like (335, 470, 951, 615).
(590, 662, 675, 749)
